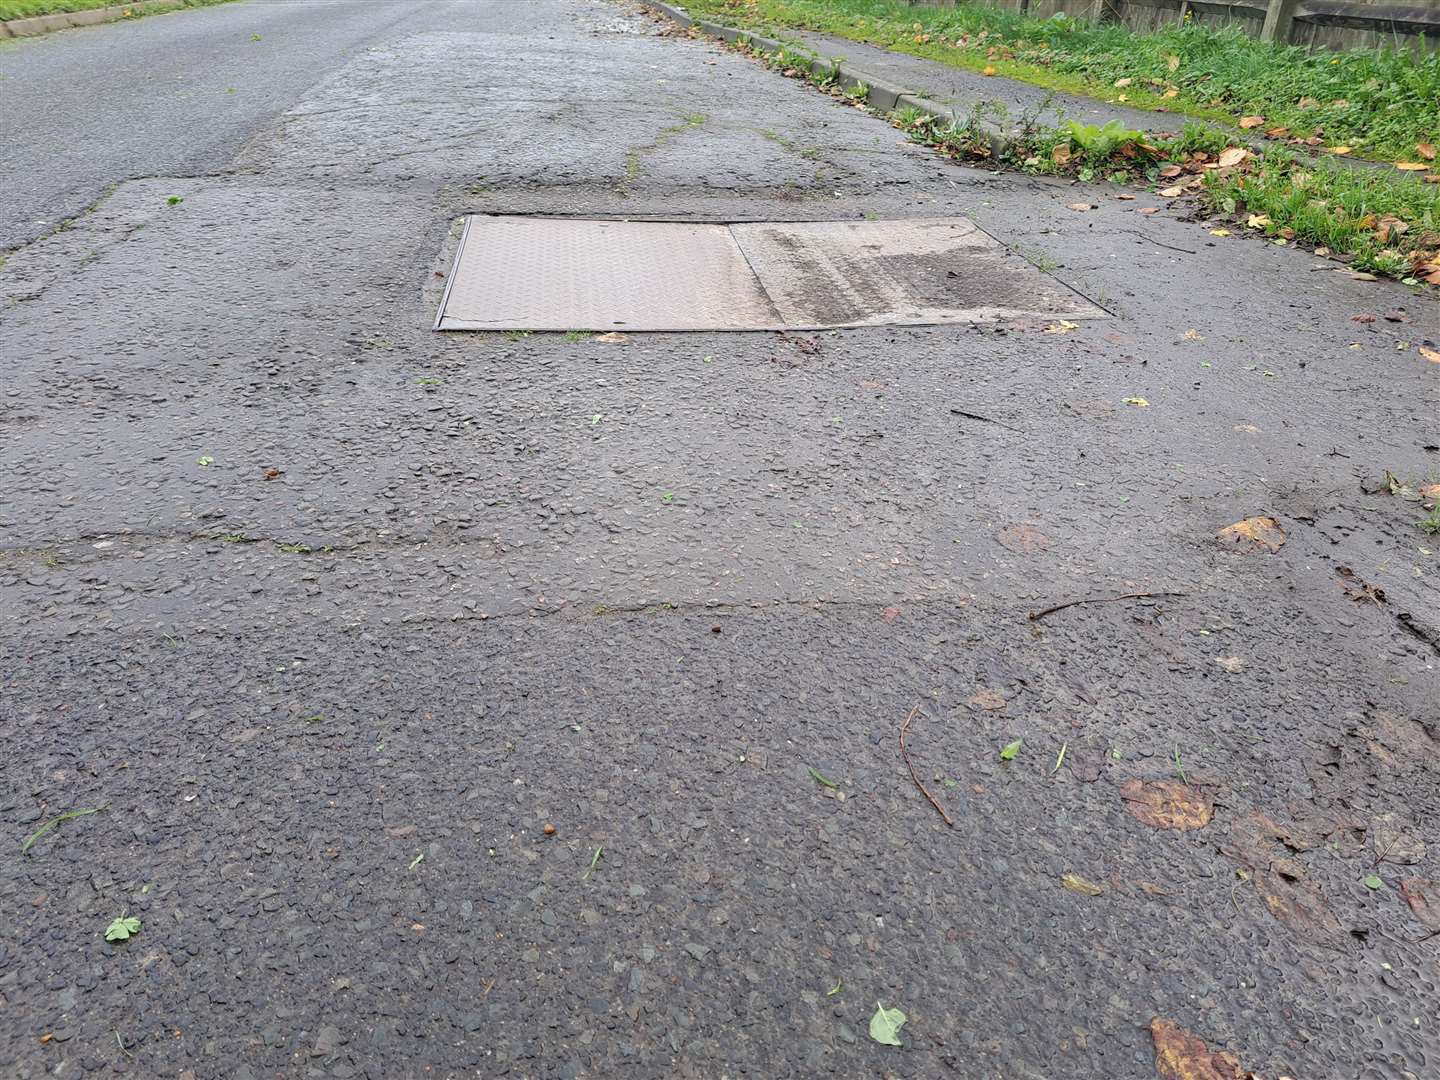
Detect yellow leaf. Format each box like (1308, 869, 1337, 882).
(1209, 229, 1231, 237)
(1217, 516, 1285, 553)
(1122, 397, 1149, 407)
(1117, 95, 1128, 102)
(1328, 146, 1352, 155)
(1162, 88, 1178, 99)
(1166, 54, 1180, 72)
(1062, 874, 1104, 897)
(982, 65, 996, 76)
(1238, 115, 1264, 128)
(1246, 214, 1271, 228)
(1395, 162, 1428, 171)
(1043, 320, 1078, 334)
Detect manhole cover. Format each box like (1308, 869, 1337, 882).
(435, 215, 1105, 331)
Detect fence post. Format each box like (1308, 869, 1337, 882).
(1259, 0, 1298, 42)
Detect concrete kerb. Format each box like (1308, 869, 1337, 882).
(1, 0, 191, 39)
(638, 0, 1010, 158)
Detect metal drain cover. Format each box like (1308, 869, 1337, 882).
(435, 215, 1105, 331)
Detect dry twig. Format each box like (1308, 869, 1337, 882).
(1029, 591, 1188, 622)
(899, 706, 954, 827)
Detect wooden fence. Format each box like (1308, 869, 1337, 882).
(905, 0, 1440, 51)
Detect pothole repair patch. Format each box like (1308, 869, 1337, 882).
(435, 215, 1107, 332)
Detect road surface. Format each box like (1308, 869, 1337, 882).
(1, 1, 1437, 1077)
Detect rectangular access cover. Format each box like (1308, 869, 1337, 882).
(435, 215, 1105, 332)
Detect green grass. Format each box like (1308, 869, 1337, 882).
(686, 0, 1440, 163)
(0, 0, 231, 22)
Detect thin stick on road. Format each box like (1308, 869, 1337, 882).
(899, 706, 954, 827)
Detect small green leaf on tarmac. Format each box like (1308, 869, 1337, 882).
(197, 456, 214, 467)
(166, 196, 183, 206)
(807, 766, 838, 788)
(408, 852, 424, 870)
(1364, 875, 1384, 890)
(104, 916, 141, 943)
(869, 1002, 906, 1046)
(1000, 739, 1023, 761)
(826, 977, 843, 996)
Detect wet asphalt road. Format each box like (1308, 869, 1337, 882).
(0, 0, 476, 249)
(2, 1, 1439, 1078)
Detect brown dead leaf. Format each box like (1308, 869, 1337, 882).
(1252, 859, 1345, 945)
(1150, 1018, 1245, 1080)
(1116, 193, 1136, 200)
(1418, 142, 1437, 160)
(1351, 313, 1377, 323)
(1238, 115, 1264, 129)
(1158, 165, 1182, 178)
(881, 606, 900, 623)
(1375, 215, 1408, 242)
(261, 467, 283, 481)
(1120, 780, 1213, 831)
(1400, 878, 1440, 930)
(967, 688, 1007, 711)
(1158, 185, 1185, 198)
(1052, 143, 1072, 166)
(1297, 96, 1320, 108)
(996, 524, 1050, 554)
(1216, 147, 1248, 168)
(1264, 126, 1290, 138)
(1113, 77, 1133, 87)
(1067, 202, 1097, 211)
(1420, 346, 1440, 363)
(1061, 873, 1104, 896)
(1213, 656, 1245, 674)
(1216, 517, 1285, 553)
(1137, 207, 1159, 215)
(593, 332, 628, 343)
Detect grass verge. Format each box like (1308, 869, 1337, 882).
(683, 0, 1440, 165)
(0, 0, 229, 22)
(721, 32, 1440, 283)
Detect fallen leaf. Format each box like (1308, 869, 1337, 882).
(1372, 813, 1427, 864)
(1395, 162, 1429, 171)
(104, 916, 142, 943)
(869, 1003, 907, 1046)
(881, 605, 900, 623)
(1166, 54, 1180, 72)
(1417, 142, 1436, 161)
(1120, 779, 1213, 830)
(1067, 202, 1097, 211)
(1328, 145, 1352, 155)
(262, 467, 282, 481)
(593, 332, 628, 343)
(1400, 878, 1440, 930)
(1251, 859, 1345, 945)
(967, 689, 1007, 711)
(1364, 874, 1384, 890)
(1158, 165, 1182, 178)
(1162, 88, 1178, 99)
(1341, 270, 1378, 281)
(982, 65, 996, 76)
(1374, 214, 1408, 242)
(1213, 656, 1245, 673)
(1264, 126, 1290, 138)
(1116, 193, 1136, 200)
(1043, 320, 1078, 334)
(1216, 517, 1285, 553)
(1297, 96, 1320, 108)
(1246, 214, 1271, 229)
(1238, 116, 1264, 129)
(996, 523, 1050, 554)
(1209, 229, 1231, 237)
(1000, 738, 1023, 761)
(1149, 1018, 1246, 1080)
(1062, 873, 1104, 896)
(1183, 328, 1202, 341)
(1113, 77, 1132, 87)
(1351, 313, 1377, 323)
(1157, 185, 1185, 198)
(1419, 347, 1440, 363)
(1052, 143, 1072, 166)
(1217, 147, 1247, 168)
(1122, 397, 1149, 407)
(1137, 207, 1159, 215)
